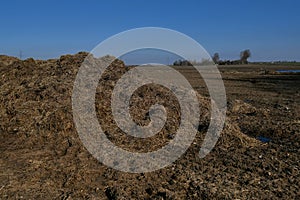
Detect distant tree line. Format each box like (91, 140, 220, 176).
(173, 59, 193, 66)
(213, 49, 251, 65)
(173, 49, 251, 66)
(173, 58, 214, 66)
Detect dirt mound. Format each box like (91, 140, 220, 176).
(0, 53, 256, 145)
(1, 53, 299, 199)
(0, 55, 20, 67)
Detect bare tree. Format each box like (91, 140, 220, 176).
(240, 49, 251, 64)
(212, 53, 220, 64)
(19, 50, 23, 59)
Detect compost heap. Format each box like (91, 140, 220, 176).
(0, 53, 299, 199)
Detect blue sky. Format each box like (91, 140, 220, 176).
(1, 0, 300, 62)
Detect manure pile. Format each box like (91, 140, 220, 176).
(0, 53, 299, 199)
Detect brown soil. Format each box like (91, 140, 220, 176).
(0, 54, 299, 199)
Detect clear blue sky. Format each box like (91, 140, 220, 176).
(1, 0, 300, 62)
